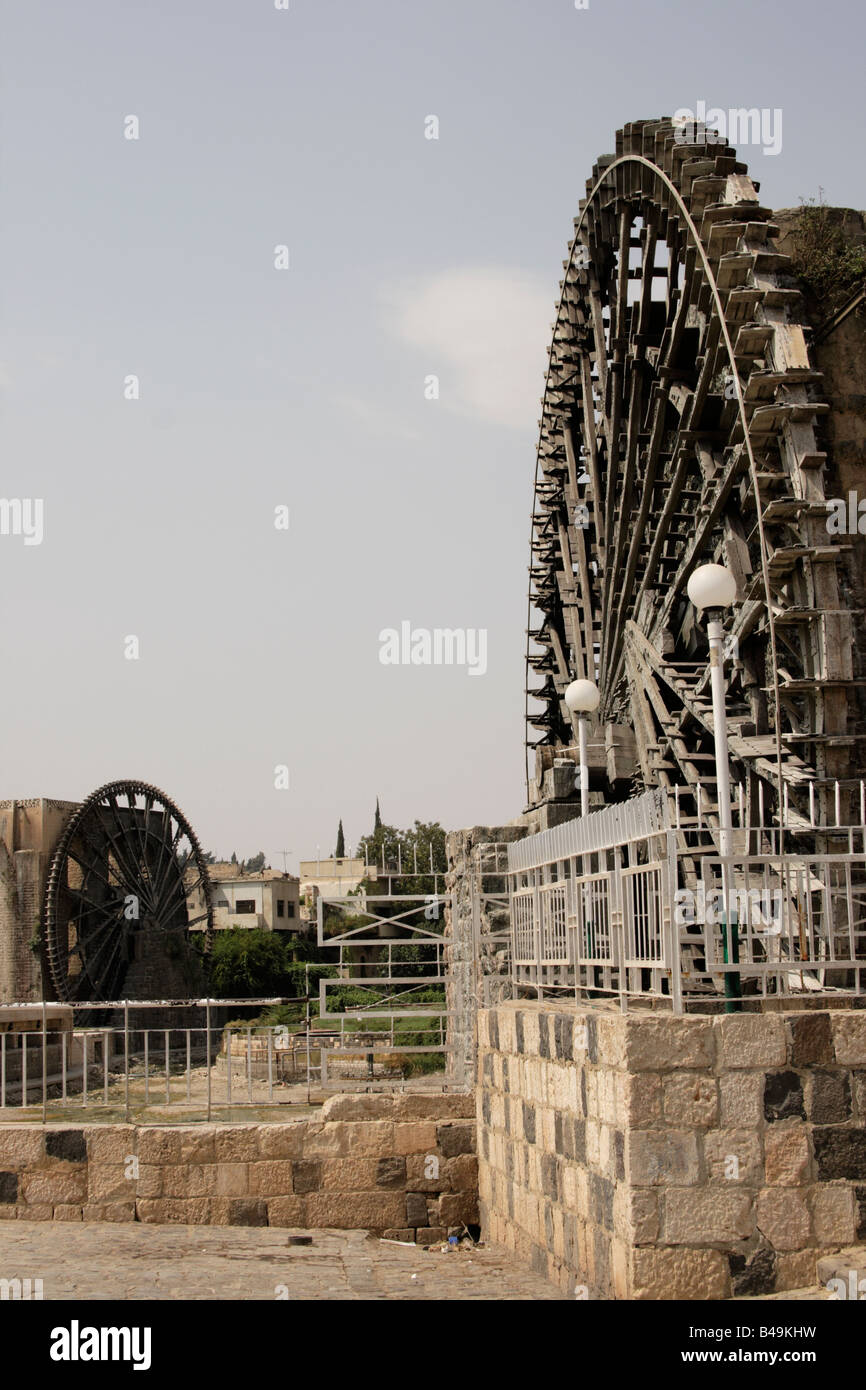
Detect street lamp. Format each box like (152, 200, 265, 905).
(687, 562, 739, 1009)
(565, 679, 600, 817)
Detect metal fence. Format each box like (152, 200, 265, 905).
(508, 789, 866, 1011)
(0, 998, 331, 1122)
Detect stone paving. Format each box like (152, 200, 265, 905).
(0, 1221, 564, 1300)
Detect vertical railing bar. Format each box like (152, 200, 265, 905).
(124, 1002, 130, 1124)
(165, 1028, 171, 1106)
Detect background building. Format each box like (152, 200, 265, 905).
(210, 867, 301, 933)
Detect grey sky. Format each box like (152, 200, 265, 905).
(1, 0, 862, 869)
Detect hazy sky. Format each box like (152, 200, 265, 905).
(1, 0, 863, 870)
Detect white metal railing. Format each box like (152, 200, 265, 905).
(0, 998, 323, 1121)
(508, 789, 866, 1011)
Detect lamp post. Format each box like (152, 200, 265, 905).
(687, 563, 739, 1010)
(564, 679, 600, 817)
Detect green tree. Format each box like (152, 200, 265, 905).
(243, 851, 267, 875)
(335, 820, 345, 859)
(209, 929, 292, 997)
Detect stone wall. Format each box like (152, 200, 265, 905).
(0, 1094, 477, 1240)
(477, 1001, 866, 1299)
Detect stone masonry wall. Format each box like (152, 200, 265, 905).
(0, 1094, 477, 1240)
(477, 1001, 866, 1299)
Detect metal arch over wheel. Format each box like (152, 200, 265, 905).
(43, 780, 214, 1002)
(526, 117, 860, 834)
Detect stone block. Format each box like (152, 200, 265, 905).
(0, 1171, 18, 1203)
(305, 1121, 394, 1159)
(135, 1165, 163, 1198)
(775, 1249, 819, 1292)
(292, 1159, 323, 1194)
(320, 1094, 395, 1121)
(630, 1247, 729, 1300)
(317, 1158, 377, 1192)
(215, 1163, 249, 1197)
(789, 1013, 833, 1066)
(375, 1157, 406, 1188)
(718, 1072, 764, 1128)
(661, 1189, 754, 1244)
(45, 1129, 87, 1163)
(381, 1228, 414, 1242)
(613, 1187, 659, 1245)
(265, 1195, 307, 1227)
(808, 1070, 852, 1125)
(831, 1014, 866, 1066)
(82, 1202, 135, 1222)
(627, 1130, 700, 1187)
(136, 1130, 182, 1165)
(702, 1129, 762, 1185)
(87, 1164, 133, 1202)
(136, 1197, 210, 1224)
(521, 1010, 540, 1055)
(764, 1123, 811, 1185)
(178, 1129, 216, 1165)
(84, 1127, 135, 1165)
(813, 1127, 866, 1181)
(53, 1204, 83, 1221)
(213, 1128, 260, 1163)
(716, 1014, 786, 1069)
(161, 1164, 217, 1199)
(257, 1124, 309, 1159)
(226, 1198, 269, 1227)
(625, 1017, 714, 1072)
(393, 1122, 437, 1155)
(18, 1203, 53, 1221)
(810, 1186, 856, 1246)
(405, 1153, 447, 1192)
(21, 1169, 87, 1205)
(596, 1015, 627, 1069)
(438, 1191, 479, 1227)
(621, 1072, 662, 1126)
(0, 1129, 43, 1169)
(406, 1191, 428, 1226)
(764, 1071, 805, 1122)
(391, 1094, 475, 1120)
(305, 1190, 406, 1229)
(663, 1073, 719, 1128)
(755, 1188, 811, 1250)
(437, 1122, 476, 1157)
(248, 1160, 295, 1196)
(443, 1152, 477, 1192)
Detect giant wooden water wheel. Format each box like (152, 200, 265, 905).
(43, 780, 214, 1002)
(526, 118, 863, 844)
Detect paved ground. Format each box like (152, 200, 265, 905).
(0, 1221, 563, 1300)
